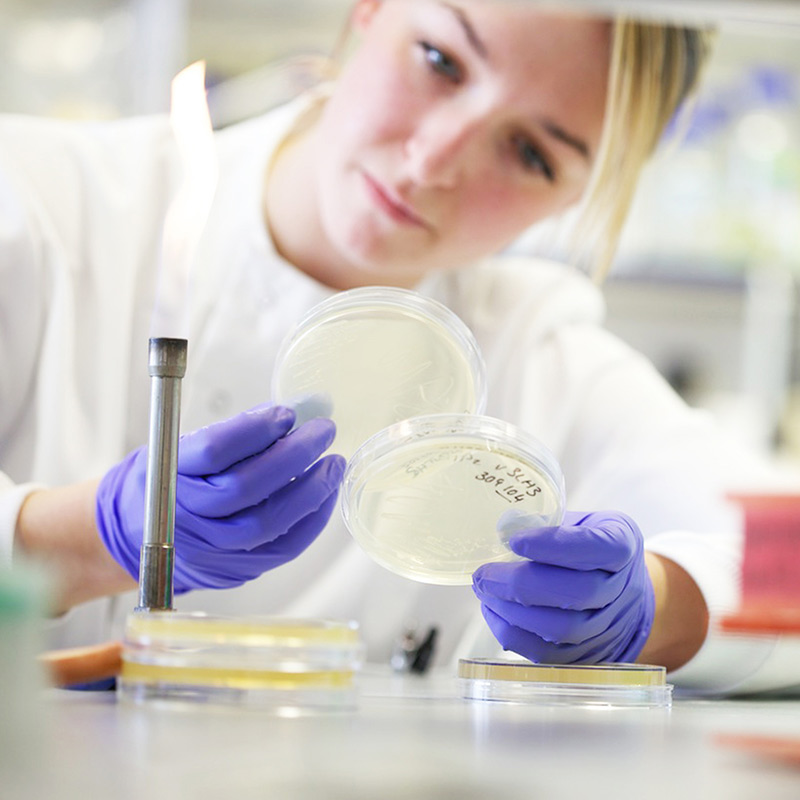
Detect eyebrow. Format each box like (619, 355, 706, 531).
(440, 3, 592, 163)
(441, 2, 488, 59)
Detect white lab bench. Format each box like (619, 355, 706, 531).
(10, 667, 800, 800)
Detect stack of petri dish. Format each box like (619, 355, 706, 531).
(119, 611, 365, 712)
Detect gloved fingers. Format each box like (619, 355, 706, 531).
(472, 560, 628, 610)
(248, 490, 340, 562)
(172, 542, 266, 592)
(481, 606, 584, 664)
(195, 455, 345, 550)
(474, 586, 636, 645)
(481, 606, 634, 665)
(178, 404, 295, 475)
(245, 455, 344, 547)
(174, 491, 342, 593)
(507, 512, 642, 572)
(180, 418, 338, 518)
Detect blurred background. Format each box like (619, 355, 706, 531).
(1, 0, 798, 484)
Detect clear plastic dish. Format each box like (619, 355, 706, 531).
(341, 414, 565, 585)
(458, 658, 673, 708)
(271, 287, 487, 459)
(118, 611, 365, 711)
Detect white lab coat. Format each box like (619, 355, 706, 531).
(0, 93, 789, 694)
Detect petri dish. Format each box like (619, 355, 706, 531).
(341, 413, 565, 585)
(458, 658, 673, 708)
(118, 611, 365, 711)
(271, 287, 487, 459)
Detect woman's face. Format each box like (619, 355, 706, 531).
(313, 0, 611, 283)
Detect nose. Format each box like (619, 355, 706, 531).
(403, 109, 482, 189)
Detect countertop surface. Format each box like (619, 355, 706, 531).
(6, 666, 800, 799)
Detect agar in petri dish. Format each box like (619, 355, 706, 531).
(341, 414, 565, 585)
(458, 658, 673, 708)
(271, 287, 487, 459)
(118, 611, 365, 711)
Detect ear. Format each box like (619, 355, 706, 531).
(351, 0, 383, 34)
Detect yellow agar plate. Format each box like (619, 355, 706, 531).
(342, 414, 565, 585)
(458, 658, 672, 708)
(272, 287, 487, 460)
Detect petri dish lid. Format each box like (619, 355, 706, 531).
(341, 413, 566, 585)
(123, 611, 365, 673)
(271, 287, 487, 459)
(458, 658, 673, 708)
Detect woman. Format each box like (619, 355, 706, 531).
(2, 2, 779, 693)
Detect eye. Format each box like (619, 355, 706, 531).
(513, 135, 555, 182)
(419, 41, 462, 83)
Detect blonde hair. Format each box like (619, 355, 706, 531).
(575, 20, 716, 281)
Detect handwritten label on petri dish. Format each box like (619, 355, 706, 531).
(402, 446, 543, 503)
(348, 440, 561, 584)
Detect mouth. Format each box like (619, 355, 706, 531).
(361, 171, 428, 229)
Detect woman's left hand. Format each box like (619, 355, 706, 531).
(472, 510, 655, 664)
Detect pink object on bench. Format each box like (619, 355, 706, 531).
(721, 494, 800, 634)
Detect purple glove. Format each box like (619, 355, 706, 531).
(96, 404, 345, 593)
(472, 510, 655, 664)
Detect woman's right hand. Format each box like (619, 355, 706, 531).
(96, 404, 345, 593)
